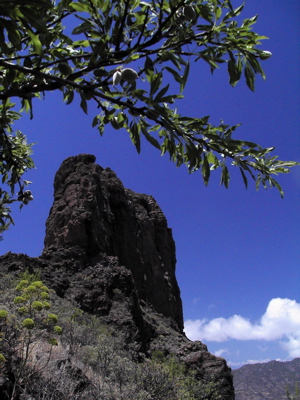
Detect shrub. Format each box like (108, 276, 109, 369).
(0, 273, 223, 400)
(0, 310, 8, 319)
(22, 318, 35, 329)
(0, 272, 62, 399)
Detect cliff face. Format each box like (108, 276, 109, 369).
(44, 154, 183, 331)
(0, 154, 235, 399)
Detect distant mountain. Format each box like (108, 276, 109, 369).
(233, 358, 300, 400)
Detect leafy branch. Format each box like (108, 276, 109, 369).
(0, 0, 298, 235)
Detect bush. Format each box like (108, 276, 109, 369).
(0, 273, 223, 400)
(0, 272, 62, 399)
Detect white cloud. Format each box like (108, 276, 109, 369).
(192, 297, 201, 305)
(229, 358, 272, 368)
(184, 298, 300, 358)
(214, 348, 229, 357)
(257, 345, 268, 352)
(229, 358, 287, 369)
(281, 335, 300, 358)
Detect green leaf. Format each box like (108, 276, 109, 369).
(181, 62, 190, 92)
(269, 177, 284, 198)
(242, 15, 258, 28)
(165, 66, 182, 85)
(3, 20, 21, 50)
(92, 115, 99, 128)
(202, 154, 210, 186)
(21, 98, 34, 120)
(154, 84, 169, 102)
(79, 93, 88, 114)
(20, 7, 48, 32)
(244, 62, 255, 91)
(48, 338, 58, 346)
(141, 125, 160, 150)
(129, 122, 141, 153)
(26, 30, 43, 56)
(228, 59, 238, 87)
(206, 152, 218, 166)
(150, 72, 163, 96)
(215, 7, 222, 20)
(239, 167, 248, 189)
(69, 2, 91, 13)
(64, 89, 74, 105)
(220, 164, 230, 188)
(144, 56, 154, 76)
(223, 3, 245, 21)
(199, 4, 213, 22)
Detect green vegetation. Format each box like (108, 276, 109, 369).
(287, 382, 300, 400)
(0, 271, 222, 399)
(150, 350, 222, 399)
(0, 0, 299, 236)
(0, 271, 62, 399)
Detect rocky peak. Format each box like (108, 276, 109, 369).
(0, 154, 235, 399)
(44, 154, 183, 331)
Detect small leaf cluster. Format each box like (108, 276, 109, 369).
(0, 273, 62, 373)
(0, 100, 34, 236)
(13, 277, 62, 340)
(0, 0, 299, 235)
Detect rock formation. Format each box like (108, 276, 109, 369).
(43, 154, 183, 331)
(0, 154, 235, 399)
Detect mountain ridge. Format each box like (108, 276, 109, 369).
(233, 358, 300, 400)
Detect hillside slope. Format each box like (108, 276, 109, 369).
(0, 154, 235, 400)
(233, 358, 300, 400)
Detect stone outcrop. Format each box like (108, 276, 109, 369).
(0, 154, 235, 399)
(44, 154, 183, 331)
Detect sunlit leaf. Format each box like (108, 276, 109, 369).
(26, 30, 43, 56)
(69, 2, 91, 13)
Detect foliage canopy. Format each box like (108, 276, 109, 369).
(0, 0, 298, 235)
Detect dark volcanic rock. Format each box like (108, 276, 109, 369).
(44, 154, 183, 331)
(0, 154, 235, 399)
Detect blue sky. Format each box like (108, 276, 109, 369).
(1, 1, 299, 368)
